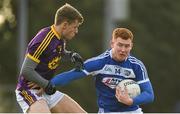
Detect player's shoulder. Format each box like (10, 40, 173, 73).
(85, 49, 111, 64)
(83, 50, 111, 72)
(127, 55, 146, 68)
(33, 26, 51, 41)
(28, 26, 51, 46)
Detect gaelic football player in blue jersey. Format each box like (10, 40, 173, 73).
(15, 3, 86, 113)
(51, 28, 154, 113)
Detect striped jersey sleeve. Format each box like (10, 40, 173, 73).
(27, 27, 55, 63)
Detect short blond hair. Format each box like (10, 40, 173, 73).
(54, 3, 84, 25)
(112, 28, 133, 41)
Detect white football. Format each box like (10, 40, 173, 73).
(117, 79, 141, 98)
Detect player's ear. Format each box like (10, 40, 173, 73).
(110, 39, 114, 48)
(130, 42, 133, 50)
(62, 21, 68, 30)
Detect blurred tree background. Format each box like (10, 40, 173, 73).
(0, 0, 180, 113)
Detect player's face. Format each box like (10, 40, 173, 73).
(111, 37, 133, 62)
(62, 20, 80, 40)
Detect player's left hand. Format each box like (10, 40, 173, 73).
(115, 86, 133, 106)
(71, 52, 84, 71)
(44, 81, 56, 95)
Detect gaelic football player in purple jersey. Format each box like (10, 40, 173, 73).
(15, 3, 86, 113)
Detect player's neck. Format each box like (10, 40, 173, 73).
(54, 24, 62, 36)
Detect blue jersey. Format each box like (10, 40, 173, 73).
(51, 49, 154, 112)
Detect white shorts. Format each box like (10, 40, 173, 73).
(15, 89, 64, 113)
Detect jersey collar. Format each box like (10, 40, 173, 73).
(51, 25, 61, 40)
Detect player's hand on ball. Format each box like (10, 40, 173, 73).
(115, 86, 133, 106)
(71, 52, 84, 70)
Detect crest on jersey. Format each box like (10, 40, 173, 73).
(48, 57, 61, 70)
(102, 77, 122, 89)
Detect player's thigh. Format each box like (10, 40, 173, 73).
(27, 99, 50, 113)
(50, 94, 86, 113)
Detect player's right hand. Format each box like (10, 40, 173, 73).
(44, 81, 56, 95)
(115, 86, 133, 106)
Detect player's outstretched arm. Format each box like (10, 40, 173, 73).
(51, 56, 102, 86)
(51, 69, 87, 86)
(20, 56, 56, 95)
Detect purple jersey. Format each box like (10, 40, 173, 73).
(17, 25, 65, 90)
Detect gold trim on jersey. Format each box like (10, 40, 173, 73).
(51, 25, 61, 39)
(36, 33, 54, 59)
(21, 90, 34, 105)
(33, 30, 54, 59)
(26, 53, 40, 63)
